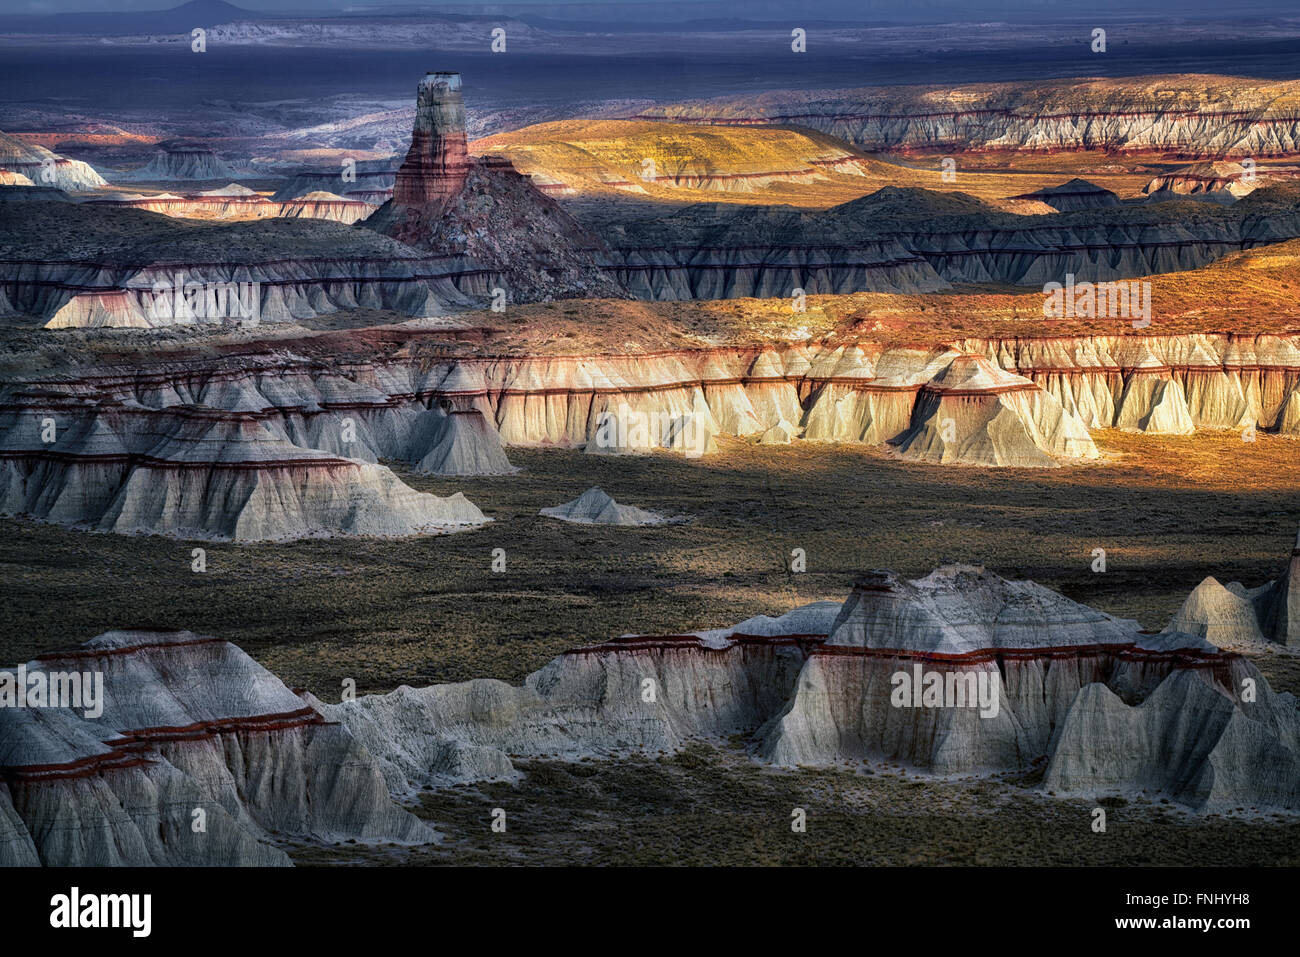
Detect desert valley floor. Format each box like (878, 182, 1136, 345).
(6, 1, 1300, 879)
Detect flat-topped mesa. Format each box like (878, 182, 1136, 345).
(392, 72, 472, 207)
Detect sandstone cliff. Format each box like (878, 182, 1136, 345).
(636, 75, 1300, 159)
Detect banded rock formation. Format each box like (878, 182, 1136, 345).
(470, 119, 883, 196)
(0, 201, 474, 327)
(0, 629, 434, 866)
(87, 186, 375, 224)
(0, 129, 107, 191)
(319, 563, 1300, 811)
(636, 75, 1300, 159)
(117, 144, 242, 182)
(1142, 161, 1263, 202)
(0, 392, 488, 541)
(271, 159, 397, 204)
(591, 186, 1300, 299)
(5, 332, 1296, 500)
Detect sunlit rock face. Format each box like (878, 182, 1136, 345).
(0, 392, 489, 541)
(0, 630, 435, 866)
(0, 130, 106, 191)
(635, 75, 1300, 158)
(1142, 161, 1268, 201)
(318, 562, 1300, 812)
(86, 187, 376, 224)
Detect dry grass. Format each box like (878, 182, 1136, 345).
(287, 743, 1300, 867)
(1, 433, 1296, 700)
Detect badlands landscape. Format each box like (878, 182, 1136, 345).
(2, 0, 1300, 881)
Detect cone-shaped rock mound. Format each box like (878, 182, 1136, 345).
(1165, 524, 1300, 649)
(540, 486, 671, 526)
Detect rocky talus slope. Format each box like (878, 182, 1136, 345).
(365, 72, 624, 302)
(0, 629, 434, 866)
(635, 75, 1300, 158)
(319, 554, 1300, 812)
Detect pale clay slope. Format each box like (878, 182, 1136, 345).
(0, 630, 434, 867)
(539, 486, 673, 526)
(1164, 525, 1300, 650)
(0, 398, 489, 541)
(10, 543, 1299, 866)
(3, 332, 1298, 539)
(321, 539, 1300, 813)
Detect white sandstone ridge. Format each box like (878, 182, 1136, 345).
(0, 393, 488, 541)
(0, 129, 107, 191)
(86, 186, 377, 224)
(635, 75, 1300, 159)
(0, 629, 434, 866)
(8, 332, 1299, 482)
(318, 562, 1300, 811)
(1164, 525, 1300, 649)
(539, 486, 674, 526)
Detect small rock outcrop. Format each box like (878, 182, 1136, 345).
(0, 129, 107, 191)
(889, 354, 1099, 466)
(540, 486, 671, 526)
(1143, 161, 1258, 201)
(0, 393, 489, 541)
(119, 143, 242, 182)
(321, 561, 1300, 812)
(1012, 178, 1121, 211)
(1165, 525, 1300, 649)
